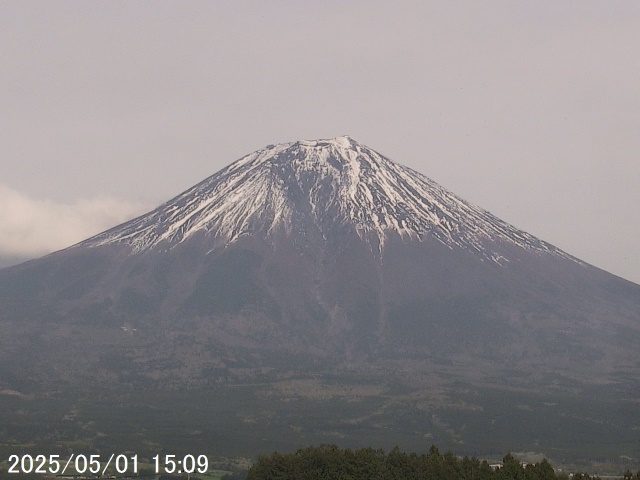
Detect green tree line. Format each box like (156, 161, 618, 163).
(245, 444, 639, 480)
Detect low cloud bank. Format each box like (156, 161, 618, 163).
(0, 184, 148, 258)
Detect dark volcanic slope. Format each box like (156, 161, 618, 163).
(0, 136, 639, 465)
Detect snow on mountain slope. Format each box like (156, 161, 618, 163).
(81, 136, 577, 264)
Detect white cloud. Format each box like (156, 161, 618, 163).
(0, 184, 147, 257)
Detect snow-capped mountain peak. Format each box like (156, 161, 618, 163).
(83, 137, 576, 264)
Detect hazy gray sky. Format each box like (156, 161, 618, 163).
(2, 1, 639, 284)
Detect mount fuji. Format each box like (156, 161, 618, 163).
(0, 137, 638, 467)
(83, 135, 571, 262)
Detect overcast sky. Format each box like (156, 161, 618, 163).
(2, 1, 639, 284)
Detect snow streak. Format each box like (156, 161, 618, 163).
(82, 136, 576, 264)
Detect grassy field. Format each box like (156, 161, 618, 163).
(1, 370, 639, 476)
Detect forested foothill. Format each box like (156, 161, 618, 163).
(245, 444, 640, 480)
